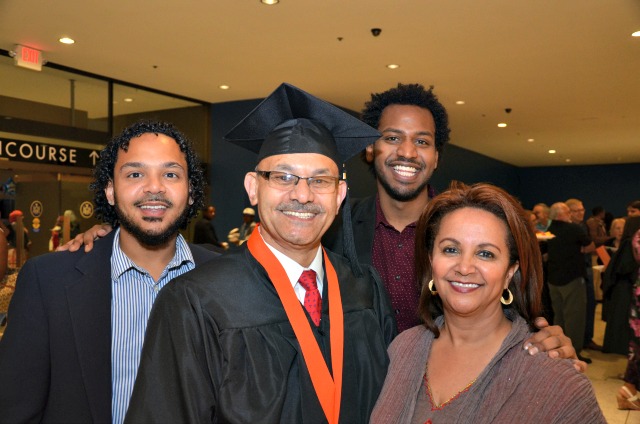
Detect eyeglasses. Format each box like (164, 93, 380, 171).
(570, 208, 585, 213)
(256, 170, 339, 194)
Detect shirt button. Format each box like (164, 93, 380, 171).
(398, 243, 403, 248)
(395, 309, 400, 315)
(395, 275, 401, 280)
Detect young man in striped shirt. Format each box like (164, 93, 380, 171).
(0, 120, 217, 424)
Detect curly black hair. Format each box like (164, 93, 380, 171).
(361, 83, 451, 155)
(90, 120, 206, 227)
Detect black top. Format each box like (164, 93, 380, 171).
(193, 218, 223, 248)
(546, 220, 592, 286)
(125, 246, 396, 424)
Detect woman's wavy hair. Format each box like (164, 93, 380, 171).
(90, 120, 205, 227)
(415, 181, 543, 337)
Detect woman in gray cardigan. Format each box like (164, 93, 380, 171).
(371, 182, 604, 423)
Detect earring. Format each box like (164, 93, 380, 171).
(500, 288, 514, 305)
(428, 279, 437, 295)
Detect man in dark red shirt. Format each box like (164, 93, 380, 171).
(325, 83, 449, 332)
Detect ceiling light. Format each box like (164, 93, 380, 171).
(219, 85, 230, 90)
(548, 149, 556, 154)
(632, 31, 640, 37)
(527, 138, 534, 142)
(455, 101, 465, 105)
(497, 123, 507, 128)
(59, 37, 75, 44)
(261, 0, 279, 4)
(386, 64, 400, 69)
(565, 158, 571, 162)
(123, 98, 133, 103)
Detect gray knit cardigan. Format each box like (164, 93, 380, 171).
(370, 314, 605, 423)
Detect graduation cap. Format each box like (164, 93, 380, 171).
(225, 83, 378, 277)
(224, 83, 380, 167)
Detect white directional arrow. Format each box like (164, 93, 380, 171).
(89, 151, 99, 166)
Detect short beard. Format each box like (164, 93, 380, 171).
(114, 201, 189, 247)
(373, 161, 430, 202)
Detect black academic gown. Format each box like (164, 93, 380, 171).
(125, 246, 396, 424)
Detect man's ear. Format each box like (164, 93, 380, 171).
(244, 172, 259, 206)
(105, 181, 115, 206)
(365, 143, 375, 163)
(336, 181, 348, 215)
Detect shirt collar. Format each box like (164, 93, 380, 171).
(374, 194, 418, 230)
(111, 227, 195, 280)
(258, 227, 324, 287)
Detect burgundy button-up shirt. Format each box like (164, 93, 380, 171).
(371, 197, 421, 333)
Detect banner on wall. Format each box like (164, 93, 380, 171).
(0, 137, 100, 168)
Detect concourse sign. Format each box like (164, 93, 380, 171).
(0, 137, 101, 169)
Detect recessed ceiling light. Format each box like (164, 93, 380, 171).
(386, 64, 400, 69)
(261, 0, 279, 4)
(527, 138, 535, 142)
(59, 37, 75, 44)
(548, 149, 556, 154)
(497, 123, 507, 128)
(123, 98, 133, 103)
(455, 101, 465, 105)
(632, 30, 640, 37)
(219, 85, 230, 90)
(565, 158, 571, 162)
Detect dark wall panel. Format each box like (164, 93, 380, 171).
(210, 99, 263, 238)
(518, 163, 640, 217)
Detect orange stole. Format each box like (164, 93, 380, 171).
(247, 230, 344, 424)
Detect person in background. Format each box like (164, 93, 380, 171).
(64, 209, 81, 240)
(193, 205, 228, 251)
(607, 218, 626, 252)
(49, 215, 64, 251)
(0, 219, 11, 327)
(524, 209, 537, 226)
(586, 206, 614, 247)
(616, 223, 640, 409)
(238, 207, 257, 241)
(603, 217, 640, 355)
(0, 120, 217, 424)
(6, 210, 31, 267)
(533, 203, 552, 233)
(566, 198, 601, 352)
(371, 183, 604, 423)
(628, 200, 640, 218)
(547, 202, 595, 363)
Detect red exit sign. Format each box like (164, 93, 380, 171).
(14, 45, 43, 71)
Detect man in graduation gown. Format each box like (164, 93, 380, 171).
(125, 83, 396, 424)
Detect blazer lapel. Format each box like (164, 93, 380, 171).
(66, 232, 115, 422)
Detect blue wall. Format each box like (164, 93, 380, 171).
(209, 99, 639, 238)
(518, 163, 640, 217)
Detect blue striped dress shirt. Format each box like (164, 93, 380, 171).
(110, 229, 195, 424)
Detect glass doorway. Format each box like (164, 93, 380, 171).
(0, 168, 100, 261)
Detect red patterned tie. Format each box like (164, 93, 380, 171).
(298, 270, 321, 326)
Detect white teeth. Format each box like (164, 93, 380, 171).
(393, 165, 418, 177)
(282, 211, 314, 219)
(140, 205, 166, 210)
(451, 281, 480, 289)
